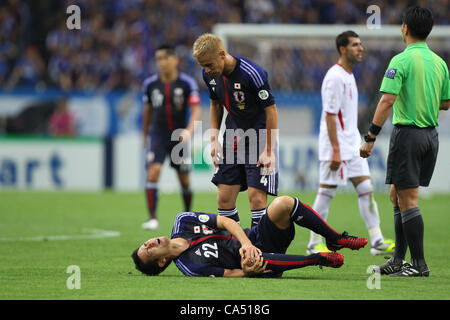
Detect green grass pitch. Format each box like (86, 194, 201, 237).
(0, 190, 449, 300)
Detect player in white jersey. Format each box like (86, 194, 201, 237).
(307, 31, 394, 256)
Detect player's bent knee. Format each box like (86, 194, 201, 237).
(267, 196, 294, 228)
(217, 196, 236, 210)
(389, 185, 398, 205)
(248, 188, 267, 208)
(249, 198, 266, 210)
(270, 196, 294, 215)
(351, 176, 370, 188)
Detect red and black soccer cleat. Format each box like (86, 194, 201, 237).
(326, 231, 368, 251)
(318, 252, 344, 268)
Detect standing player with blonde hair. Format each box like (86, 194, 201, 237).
(307, 31, 394, 256)
(192, 33, 279, 228)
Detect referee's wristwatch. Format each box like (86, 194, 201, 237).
(364, 134, 376, 143)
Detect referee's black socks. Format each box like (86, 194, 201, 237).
(401, 207, 427, 268)
(393, 206, 408, 264)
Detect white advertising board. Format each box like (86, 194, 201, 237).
(0, 139, 104, 190)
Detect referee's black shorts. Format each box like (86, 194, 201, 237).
(386, 124, 439, 188)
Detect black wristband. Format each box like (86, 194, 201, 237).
(364, 134, 376, 142)
(369, 123, 382, 136)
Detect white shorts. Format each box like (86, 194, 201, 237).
(319, 156, 370, 186)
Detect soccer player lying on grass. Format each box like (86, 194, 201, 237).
(131, 196, 368, 277)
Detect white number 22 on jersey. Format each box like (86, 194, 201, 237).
(202, 242, 218, 259)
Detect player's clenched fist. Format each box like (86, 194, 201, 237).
(359, 141, 374, 158)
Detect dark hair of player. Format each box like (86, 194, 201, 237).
(156, 44, 176, 56)
(335, 30, 359, 55)
(131, 248, 171, 276)
(401, 6, 434, 40)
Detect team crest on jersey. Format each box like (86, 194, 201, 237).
(258, 90, 269, 100)
(233, 91, 245, 103)
(385, 68, 397, 79)
(194, 226, 201, 233)
(151, 89, 163, 108)
(174, 87, 184, 108)
(198, 214, 209, 223)
(202, 225, 214, 235)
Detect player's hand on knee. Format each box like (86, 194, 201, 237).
(241, 255, 271, 277)
(239, 244, 262, 261)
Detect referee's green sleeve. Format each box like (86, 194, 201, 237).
(380, 56, 403, 95)
(441, 63, 450, 100)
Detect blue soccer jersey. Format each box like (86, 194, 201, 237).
(142, 72, 200, 134)
(169, 209, 302, 278)
(204, 56, 279, 195)
(171, 212, 247, 277)
(203, 56, 275, 131)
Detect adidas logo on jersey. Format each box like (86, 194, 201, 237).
(209, 79, 216, 85)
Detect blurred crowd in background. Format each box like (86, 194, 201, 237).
(1, 0, 448, 94)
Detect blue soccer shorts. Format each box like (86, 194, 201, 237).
(145, 133, 191, 173)
(211, 162, 278, 195)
